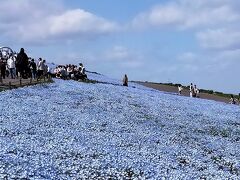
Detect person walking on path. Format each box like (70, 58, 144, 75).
(192, 84, 197, 97)
(178, 85, 183, 95)
(123, 74, 128, 87)
(189, 83, 193, 97)
(230, 95, 236, 104)
(194, 84, 200, 98)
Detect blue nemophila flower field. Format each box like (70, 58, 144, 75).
(0, 73, 240, 179)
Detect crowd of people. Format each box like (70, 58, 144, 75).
(0, 48, 50, 80)
(189, 83, 200, 98)
(229, 94, 240, 105)
(0, 47, 88, 81)
(178, 83, 239, 105)
(177, 83, 199, 97)
(53, 63, 87, 81)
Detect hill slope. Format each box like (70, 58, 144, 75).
(0, 73, 239, 179)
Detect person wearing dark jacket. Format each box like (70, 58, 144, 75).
(29, 59, 37, 79)
(16, 48, 29, 78)
(123, 74, 128, 86)
(0, 58, 6, 79)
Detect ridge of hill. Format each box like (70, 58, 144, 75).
(135, 81, 234, 104)
(0, 72, 239, 179)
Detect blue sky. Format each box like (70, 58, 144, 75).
(0, 0, 240, 94)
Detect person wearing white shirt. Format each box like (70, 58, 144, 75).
(7, 56, 16, 79)
(189, 83, 193, 97)
(178, 85, 183, 95)
(194, 85, 200, 98)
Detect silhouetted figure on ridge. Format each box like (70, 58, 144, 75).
(123, 74, 128, 87)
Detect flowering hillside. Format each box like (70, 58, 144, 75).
(0, 73, 239, 179)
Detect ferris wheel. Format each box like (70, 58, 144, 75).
(0, 46, 14, 60)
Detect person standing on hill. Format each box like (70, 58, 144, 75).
(16, 48, 29, 78)
(178, 85, 183, 95)
(192, 84, 197, 97)
(230, 95, 236, 104)
(194, 85, 200, 98)
(189, 83, 193, 97)
(123, 74, 128, 87)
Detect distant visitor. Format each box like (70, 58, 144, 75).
(123, 74, 128, 87)
(189, 83, 193, 97)
(16, 48, 29, 79)
(229, 95, 236, 104)
(193, 84, 199, 98)
(178, 85, 183, 95)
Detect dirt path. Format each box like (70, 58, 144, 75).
(137, 82, 232, 104)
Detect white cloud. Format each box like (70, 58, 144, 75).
(104, 46, 130, 60)
(0, 0, 63, 23)
(101, 46, 144, 68)
(0, 0, 118, 44)
(132, 0, 240, 51)
(196, 28, 240, 50)
(177, 52, 197, 63)
(48, 9, 117, 36)
(119, 61, 143, 68)
(132, 4, 184, 28)
(11, 9, 118, 43)
(132, 0, 240, 29)
(177, 49, 240, 74)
